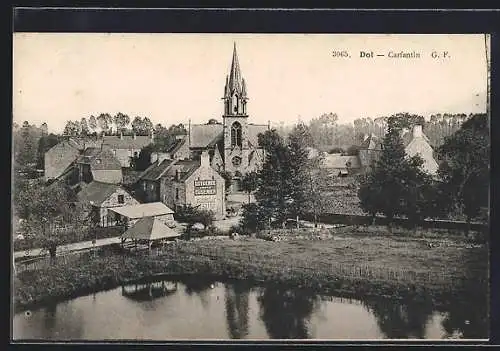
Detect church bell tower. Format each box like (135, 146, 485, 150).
(222, 43, 249, 176)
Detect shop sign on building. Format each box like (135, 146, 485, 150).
(194, 180, 217, 196)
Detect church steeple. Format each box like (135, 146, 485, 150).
(223, 42, 248, 116)
(228, 42, 242, 94)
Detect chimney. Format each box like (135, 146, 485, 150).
(150, 153, 158, 164)
(200, 150, 210, 168)
(413, 124, 423, 139)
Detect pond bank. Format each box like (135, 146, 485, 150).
(14, 236, 487, 314)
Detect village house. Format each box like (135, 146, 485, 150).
(102, 133, 154, 168)
(320, 153, 362, 177)
(44, 137, 104, 182)
(43, 139, 82, 182)
(77, 181, 139, 227)
(109, 202, 175, 227)
(75, 147, 123, 184)
(44, 133, 153, 183)
(150, 134, 191, 163)
(310, 125, 437, 178)
(137, 150, 226, 219)
(358, 133, 383, 172)
(137, 157, 176, 203)
(404, 124, 439, 175)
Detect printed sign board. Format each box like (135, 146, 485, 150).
(194, 180, 217, 196)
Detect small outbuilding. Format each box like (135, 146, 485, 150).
(120, 216, 181, 253)
(109, 202, 175, 227)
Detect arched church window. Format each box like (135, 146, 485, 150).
(231, 121, 242, 147)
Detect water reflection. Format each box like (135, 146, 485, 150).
(14, 276, 488, 340)
(182, 276, 217, 310)
(121, 280, 178, 302)
(257, 285, 321, 339)
(224, 283, 250, 339)
(362, 297, 434, 339)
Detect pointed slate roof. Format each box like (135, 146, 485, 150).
(121, 216, 181, 241)
(228, 43, 243, 95)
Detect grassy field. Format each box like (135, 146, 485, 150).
(13, 227, 488, 313)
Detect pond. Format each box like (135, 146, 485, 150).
(13, 277, 488, 340)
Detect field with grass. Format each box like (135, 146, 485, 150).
(14, 227, 488, 313)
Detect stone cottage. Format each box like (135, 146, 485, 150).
(76, 147, 123, 184)
(77, 181, 139, 227)
(137, 150, 226, 219)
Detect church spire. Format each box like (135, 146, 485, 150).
(228, 42, 242, 94)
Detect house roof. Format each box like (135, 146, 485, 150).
(121, 216, 181, 241)
(168, 160, 201, 182)
(122, 169, 143, 185)
(166, 137, 187, 154)
(140, 159, 176, 181)
(189, 124, 223, 148)
(90, 148, 122, 170)
(321, 154, 361, 169)
(102, 135, 153, 149)
(360, 134, 382, 150)
(110, 202, 174, 219)
(77, 181, 122, 206)
(405, 137, 439, 175)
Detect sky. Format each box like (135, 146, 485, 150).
(13, 33, 489, 133)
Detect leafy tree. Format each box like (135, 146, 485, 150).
(143, 117, 154, 135)
(17, 121, 37, 167)
(174, 204, 215, 239)
(437, 113, 489, 231)
(16, 181, 90, 258)
(80, 117, 89, 136)
(36, 133, 59, 169)
(88, 115, 97, 133)
(97, 114, 109, 133)
(208, 118, 219, 125)
(250, 130, 292, 228)
(287, 123, 314, 226)
(131, 116, 143, 135)
(114, 112, 130, 134)
(358, 114, 430, 232)
(240, 171, 259, 203)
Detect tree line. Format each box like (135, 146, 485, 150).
(63, 113, 155, 136)
(276, 113, 473, 155)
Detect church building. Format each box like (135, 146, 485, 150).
(181, 44, 269, 182)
